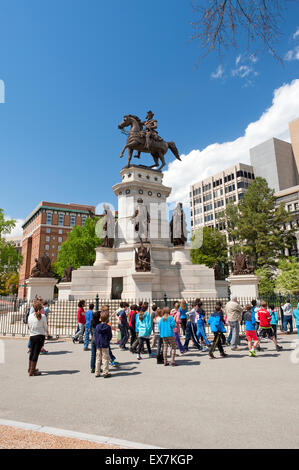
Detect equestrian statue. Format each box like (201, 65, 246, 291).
(118, 111, 181, 171)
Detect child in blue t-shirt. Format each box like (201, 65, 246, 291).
(269, 304, 279, 339)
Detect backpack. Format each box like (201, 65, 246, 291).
(23, 307, 30, 324)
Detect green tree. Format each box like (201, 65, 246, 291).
(0, 209, 23, 294)
(275, 257, 299, 295)
(222, 177, 294, 269)
(53, 217, 102, 278)
(191, 226, 228, 272)
(255, 266, 276, 297)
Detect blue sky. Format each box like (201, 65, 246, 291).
(1, 0, 299, 233)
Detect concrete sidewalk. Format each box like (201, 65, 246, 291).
(1, 336, 299, 449)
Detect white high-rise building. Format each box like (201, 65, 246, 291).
(190, 163, 255, 233)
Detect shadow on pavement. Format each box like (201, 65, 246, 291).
(110, 371, 142, 377)
(42, 370, 80, 375)
(175, 359, 201, 366)
(47, 351, 73, 355)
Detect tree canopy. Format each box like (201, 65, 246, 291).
(0, 209, 23, 294)
(53, 217, 102, 279)
(191, 0, 289, 62)
(191, 226, 228, 272)
(275, 257, 299, 295)
(222, 177, 295, 269)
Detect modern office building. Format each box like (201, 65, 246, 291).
(190, 163, 255, 233)
(275, 185, 299, 258)
(249, 137, 299, 193)
(18, 201, 95, 298)
(289, 118, 299, 177)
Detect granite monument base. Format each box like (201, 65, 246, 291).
(26, 277, 57, 301)
(227, 274, 259, 299)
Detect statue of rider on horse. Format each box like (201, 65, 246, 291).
(118, 111, 181, 171)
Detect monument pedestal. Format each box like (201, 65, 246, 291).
(57, 282, 72, 301)
(69, 165, 218, 300)
(26, 277, 57, 301)
(125, 272, 155, 301)
(94, 247, 116, 267)
(227, 274, 259, 299)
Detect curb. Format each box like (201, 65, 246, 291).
(0, 418, 163, 449)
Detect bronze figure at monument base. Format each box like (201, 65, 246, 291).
(135, 239, 151, 272)
(61, 265, 73, 283)
(31, 256, 54, 278)
(233, 253, 254, 275)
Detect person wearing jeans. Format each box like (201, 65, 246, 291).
(225, 297, 243, 351)
(282, 300, 293, 333)
(117, 303, 129, 350)
(72, 300, 86, 344)
(183, 302, 202, 352)
(84, 303, 94, 350)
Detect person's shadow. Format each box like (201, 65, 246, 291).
(41, 370, 80, 375)
(47, 351, 72, 355)
(111, 371, 142, 377)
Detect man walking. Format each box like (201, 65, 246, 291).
(282, 299, 293, 334)
(225, 296, 243, 351)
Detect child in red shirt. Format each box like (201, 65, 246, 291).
(258, 300, 282, 352)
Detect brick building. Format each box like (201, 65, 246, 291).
(18, 201, 95, 298)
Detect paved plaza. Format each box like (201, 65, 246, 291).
(1, 336, 299, 449)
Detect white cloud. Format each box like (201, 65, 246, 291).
(3, 218, 24, 239)
(293, 27, 299, 40)
(164, 79, 299, 205)
(249, 54, 258, 63)
(232, 64, 253, 78)
(285, 45, 299, 61)
(211, 64, 224, 79)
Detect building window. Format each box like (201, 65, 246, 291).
(70, 215, 76, 227)
(59, 214, 64, 226)
(46, 213, 52, 225)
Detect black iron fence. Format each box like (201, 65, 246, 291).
(0, 294, 298, 338)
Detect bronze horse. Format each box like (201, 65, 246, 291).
(118, 114, 181, 171)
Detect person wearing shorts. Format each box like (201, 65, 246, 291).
(243, 304, 259, 357)
(258, 301, 283, 352)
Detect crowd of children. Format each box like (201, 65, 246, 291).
(69, 297, 299, 378)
